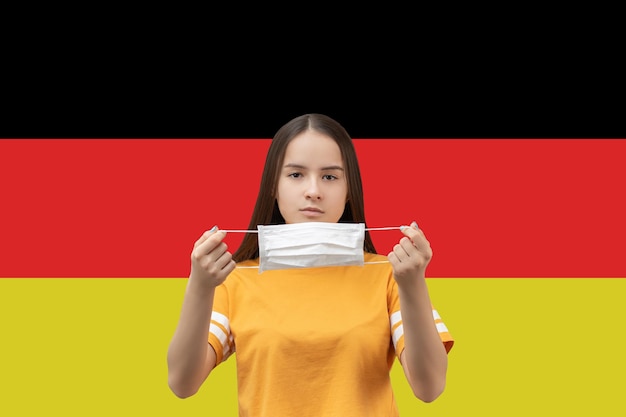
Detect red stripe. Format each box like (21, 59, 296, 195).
(1, 139, 624, 277)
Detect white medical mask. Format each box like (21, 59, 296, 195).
(258, 222, 365, 273)
(222, 222, 399, 273)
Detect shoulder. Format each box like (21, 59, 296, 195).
(364, 252, 390, 264)
(363, 252, 399, 294)
(219, 259, 260, 288)
(363, 252, 395, 281)
(236, 259, 260, 269)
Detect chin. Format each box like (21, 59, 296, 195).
(295, 216, 327, 223)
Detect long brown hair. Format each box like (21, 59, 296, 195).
(232, 113, 377, 262)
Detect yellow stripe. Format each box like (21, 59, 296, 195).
(1, 278, 624, 416)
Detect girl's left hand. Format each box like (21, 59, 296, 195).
(387, 221, 433, 285)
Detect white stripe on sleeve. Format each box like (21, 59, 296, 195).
(392, 324, 404, 350)
(436, 322, 449, 333)
(390, 311, 402, 328)
(211, 311, 230, 332)
(209, 323, 229, 351)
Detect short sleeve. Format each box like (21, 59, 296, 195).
(208, 283, 235, 365)
(387, 278, 454, 356)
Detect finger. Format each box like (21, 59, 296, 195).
(399, 236, 419, 255)
(400, 222, 427, 245)
(387, 250, 399, 264)
(199, 231, 228, 256)
(197, 241, 230, 271)
(195, 230, 228, 258)
(200, 239, 227, 260)
(213, 250, 234, 271)
(400, 221, 419, 235)
(194, 225, 219, 248)
(392, 242, 410, 261)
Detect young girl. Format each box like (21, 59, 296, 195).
(167, 113, 454, 416)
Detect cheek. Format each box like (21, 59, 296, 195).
(275, 180, 287, 200)
(275, 178, 285, 199)
(331, 188, 349, 210)
(341, 183, 349, 202)
(275, 181, 293, 207)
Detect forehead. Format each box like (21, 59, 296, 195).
(283, 130, 343, 166)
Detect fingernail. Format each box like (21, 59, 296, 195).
(400, 225, 408, 230)
(411, 221, 419, 229)
(210, 225, 217, 232)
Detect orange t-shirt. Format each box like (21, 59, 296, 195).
(208, 253, 453, 417)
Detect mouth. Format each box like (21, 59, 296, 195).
(300, 207, 324, 213)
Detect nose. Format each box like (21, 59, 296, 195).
(304, 178, 322, 200)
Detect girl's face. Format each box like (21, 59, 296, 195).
(276, 130, 348, 224)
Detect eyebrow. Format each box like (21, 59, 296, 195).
(283, 163, 344, 171)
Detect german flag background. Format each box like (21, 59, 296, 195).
(2, 134, 625, 415)
(2, 25, 626, 411)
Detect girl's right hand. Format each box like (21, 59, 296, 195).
(189, 226, 236, 289)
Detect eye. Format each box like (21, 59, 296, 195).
(322, 174, 338, 181)
(288, 172, 303, 178)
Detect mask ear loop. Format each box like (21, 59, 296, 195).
(221, 226, 402, 268)
(220, 226, 402, 233)
(365, 226, 401, 231)
(212, 229, 258, 269)
(361, 226, 402, 264)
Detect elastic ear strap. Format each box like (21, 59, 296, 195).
(236, 261, 390, 269)
(220, 226, 401, 233)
